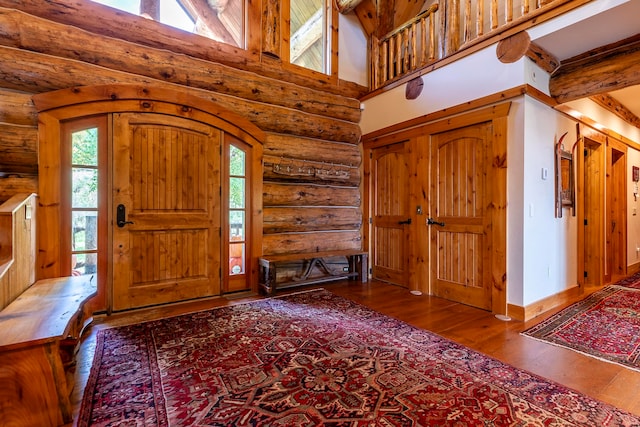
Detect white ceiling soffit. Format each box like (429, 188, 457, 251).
(528, 0, 640, 125)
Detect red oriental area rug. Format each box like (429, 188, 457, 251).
(523, 285, 640, 372)
(79, 289, 640, 426)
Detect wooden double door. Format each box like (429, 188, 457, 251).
(369, 111, 506, 312)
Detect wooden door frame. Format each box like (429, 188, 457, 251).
(606, 138, 627, 283)
(363, 103, 509, 314)
(33, 84, 264, 311)
(576, 126, 606, 288)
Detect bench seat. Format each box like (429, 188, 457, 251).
(0, 275, 96, 427)
(259, 249, 368, 295)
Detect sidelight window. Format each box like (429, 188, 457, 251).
(70, 128, 99, 276)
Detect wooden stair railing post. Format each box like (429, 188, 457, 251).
(446, 0, 461, 55)
(463, 0, 472, 44)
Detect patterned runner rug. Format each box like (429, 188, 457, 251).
(523, 285, 640, 372)
(79, 289, 640, 426)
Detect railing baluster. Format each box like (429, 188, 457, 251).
(420, 17, 427, 65)
(396, 32, 402, 76)
(522, 0, 530, 15)
(464, 0, 472, 44)
(429, 11, 436, 61)
(491, 0, 499, 30)
(449, 0, 461, 54)
(411, 21, 417, 70)
(506, 0, 513, 23)
(381, 39, 388, 84)
(476, 0, 485, 37)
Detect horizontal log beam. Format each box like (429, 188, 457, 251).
(263, 207, 362, 233)
(0, 89, 36, 126)
(589, 93, 640, 129)
(0, 7, 360, 124)
(550, 34, 640, 103)
(496, 31, 559, 74)
(336, 0, 365, 14)
(0, 47, 361, 142)
(265, 133, 362, 165)
(263, 155, 360, 187)
(262, 230, 362, 255)
(0, 1, 367, 99)
(263, 183, 360, 207)
(0, 124, 37, 174)
(0, 174, 37, 200)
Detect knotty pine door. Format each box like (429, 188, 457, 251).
(371, 142, 411, 287)
(430, 123, 492, 310)
(112, 113, 221, 311)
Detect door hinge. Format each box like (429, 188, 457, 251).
(369, 267, 372, 274)
(584, 219, 588, 226)
(584, 271, 588, 278)
(369, 152, 373, 159)
(219, 267, 222, 278)
(369, 217, 372, 224)
(584, 149, 588, 156)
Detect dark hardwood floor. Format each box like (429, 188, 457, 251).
(69, 280, 640, 424)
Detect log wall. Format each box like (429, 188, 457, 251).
(0, 4, 363, 259)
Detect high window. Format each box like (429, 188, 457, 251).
(290, 0, 330, 73)
(93, 0, 246, 47)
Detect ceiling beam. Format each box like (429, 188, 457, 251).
(549, 34, 640, 103)
(496, 31, 559, 74)
(590, 93, 640, 129)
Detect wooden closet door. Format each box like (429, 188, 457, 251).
(371, 142, 411, 287)
(112, 113, 221, 311)
(430, 123, 492, 310)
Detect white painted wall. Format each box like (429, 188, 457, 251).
(520, 97, 579, 305)
(627, 147, 640, 265)
(338, 13, 368, 86)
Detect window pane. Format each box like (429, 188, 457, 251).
(229, 177, 245, 208)
(290, 0, 325, 73)
(230, 210, 245, 240)
(72, 168, 98, 208)
(72, 211, 98, 251)
(72, 128, 98, 166)
(230, 145, 245, 175)
(72, 253, 98, 276)
(92, 0, 245, 48)
(229, 243, 244, 275)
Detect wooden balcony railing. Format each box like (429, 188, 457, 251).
(372, 0, 580, 90)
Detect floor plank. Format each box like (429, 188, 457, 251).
(68, 280, 640, 424)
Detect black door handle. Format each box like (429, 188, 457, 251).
(116, 204, 134, 228)
(398, 218, 412, 225)
(427, 218, 445, 226)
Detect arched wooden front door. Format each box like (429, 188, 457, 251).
(112, 113, 222, 310)
(34, 85, 264, 313)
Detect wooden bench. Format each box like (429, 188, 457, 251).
(0, 275, 96, 427)
(259, 249, 368, 295)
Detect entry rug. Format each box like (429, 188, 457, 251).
(614, 270, 640, 289)
(523, 285, 640, 372)
(79, 289, 640, 426)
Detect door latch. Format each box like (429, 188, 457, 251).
(427, 218, 445, 227)
(398, 218, 412, 225)
(116, 204, 134, 228)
